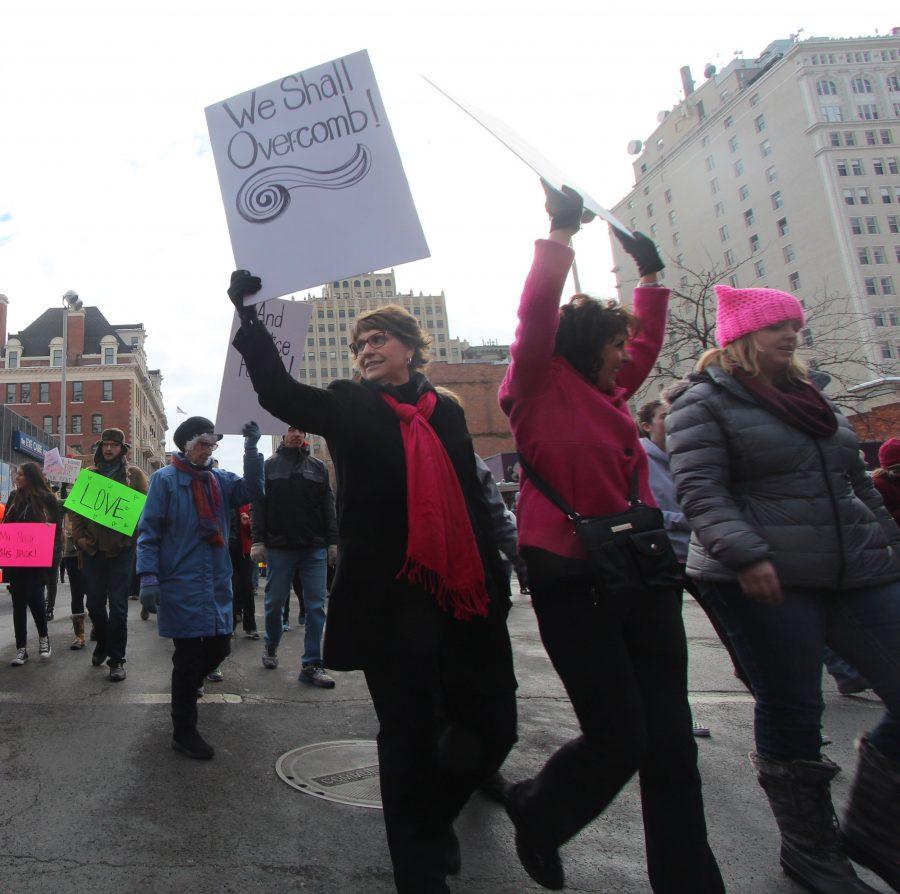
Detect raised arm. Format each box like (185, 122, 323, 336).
(228, 422, 265, 508)
(227, 271, 347, 441)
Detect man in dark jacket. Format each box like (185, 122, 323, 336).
(72, 428, 148, 682)
(251, 427, 338, 687)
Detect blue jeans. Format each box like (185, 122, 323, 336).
(263, 547, 327, 666)
(699, 580, 900, 762)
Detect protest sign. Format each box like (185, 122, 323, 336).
(214, 298, 313, 436)
(0, 523, 56, 567)
(64, 470, 146, 536)
(424, 77, 633, 236)
(205, 50, 429, 306)
(43, 448, 81, 485)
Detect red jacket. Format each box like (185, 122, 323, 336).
(873, 474, 900, 528)
(499, 239, 669, 559)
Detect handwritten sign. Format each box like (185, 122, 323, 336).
(424, 77, 633, 236)
(43, 449, 82, 485)
(0, 523, 56, 567)
(215, 298, 313, 435)
(205, 50, 429, 306)
(64, 470, 146, 536)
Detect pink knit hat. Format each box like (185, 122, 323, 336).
(714, 284, 806, 347)
(879, 437, 900, 470)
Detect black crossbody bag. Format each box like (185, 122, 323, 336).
(518, 455, 683, 597)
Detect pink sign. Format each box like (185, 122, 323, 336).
(0, 523, 57, 567)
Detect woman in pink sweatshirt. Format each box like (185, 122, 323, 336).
(498, 183, 723, 893)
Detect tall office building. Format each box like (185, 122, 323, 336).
(610, 31, 900, 426)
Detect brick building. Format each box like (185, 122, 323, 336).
(0, 295, 167, 476)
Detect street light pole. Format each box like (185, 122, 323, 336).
(61, 290, 82, 456)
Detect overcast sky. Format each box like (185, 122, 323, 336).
(0, 1, 885, 470)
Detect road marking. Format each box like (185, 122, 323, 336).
(0, 691, 242, 705)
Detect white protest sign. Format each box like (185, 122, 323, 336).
(43, 449, 82, 485)
(205, 50, 429, 306)
(424, 77, 633, 236)
(43, 448, 63, 479)
(214, 298, 314, 436)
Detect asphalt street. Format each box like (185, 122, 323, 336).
(0, 582, 889, 893)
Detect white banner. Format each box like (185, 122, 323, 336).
(205, 50, 429, 306)
(424, 77, 633, 236)
(43, 448, 82, 485)
(214, 299, 314, 436)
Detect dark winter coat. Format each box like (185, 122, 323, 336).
(251, 444, 337, 550)
(666, 365, 900, 589)
(233, 315, 515, 685)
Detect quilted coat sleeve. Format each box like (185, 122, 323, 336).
(849, 455, 900, 551)
(666, 385, 773, 572)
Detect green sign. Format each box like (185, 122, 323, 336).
(64, 469, 147, 536)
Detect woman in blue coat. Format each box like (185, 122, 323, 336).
(137, 416, 264, 760)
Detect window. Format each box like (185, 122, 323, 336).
(882, 130, 894, 145)
(866, 216, 880, 234)
(890, 158, 900, 175)
(704, 155, 715, 171)
(889, 75, 900, 92)
(883, 277, 897, 296)
(719, 225, 730, 242)
(837, 160, 849, 176)
(52, 349, 62, 367)
(43, 416, 52, 434)
(738, 184, 750, 201)
(91, 414, 102, 434)
(701, 134, 710, 146)
(865, 130, 878, 145)
(71, 415, 82, 434)
(750, 93, 760, 106)
(733, 159, 744, 176)
(664, 189, 672, 204)
(749, 234, 760, 253)
(858, 247, 871, 264)
(668, 210, 677, 226)
(858, 188, 872, 205)
(649, 224, 658, 238)
(724, 249, 735, 266)
(850, 217, 863, 235)
(72, 381, 83, 402)
(783, 244, 796, 263)
(817, 80, 838, 96)
(873, 247, 887, 264)
(728, 135, 739, 152)
(857, 104, 880, 121)
(728, 274, 740, 287)
(39, 383, 49, 403)
(759, 139, 772, 157)
(5, 384, 14, 404)
(744, 209, 754, 227)
(845, 131, 857, 146)
(765, 166, 777, 183)
(874, 158, 886, 175)
(103, 346, 115, 365)
(754, 114, 766, 133)
(829, 131, 842, 147)
(724, 115, 734, 129)
(890, 216, 900, 234)
(852, 77, 873, 94)
(6, 350, 18, 369)
(317, 310, 324, 318)
(672, 232, 680, 246)
(881, 187, 894, 204)
(777, 217, 790, 237)
(822, 106, 843, 122)
(646, 203, 654, 218)
(710, 177, 720, 195)
(714, 201, 725, 217)
(874, 311, 886, 327)
(754, 260, 766, 278)
(897, 247, 900, 263)
(789, 272, 801, 291)
(851, 159, 864, 175)
(102, 380, 113, 401)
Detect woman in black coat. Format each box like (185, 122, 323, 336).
(227, 272, 517, 894)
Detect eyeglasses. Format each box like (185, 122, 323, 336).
(101, 441, 121, 449)
(195, 440, 219, 451)
(349, 330, 393, 357)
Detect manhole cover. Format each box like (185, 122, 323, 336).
(276, 740, 381, 809)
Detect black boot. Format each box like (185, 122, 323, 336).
(505, 781, 565, 891)
(750, 751, 879, 893)
(172, 727, 214, 760)
(841, 736, 900, 892)
(91, 641, 108, 667)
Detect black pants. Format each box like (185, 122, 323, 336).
(9, 569, 48, 648)
(171, 636, 232, 734)
(83, 547, 134, 664)
(519, 573, 724, 894)
(62, 557, 86, 615)
(229, 545, 257, 633)
(363, 593, 517, 894)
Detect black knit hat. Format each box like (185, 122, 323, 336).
(173, 416, 222, 452)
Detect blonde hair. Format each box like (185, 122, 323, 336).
(696, 331, 808, 384)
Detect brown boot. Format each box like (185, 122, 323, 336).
(70, 613, 86, 650)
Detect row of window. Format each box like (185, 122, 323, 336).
(35, 414, 105, 436)
(829, 129, 894, 147)
(816, 76, 900, 96)
(865, 276, 897, 296)
(873, 308, 900, 327)
(716, 270, 802, 292)
(849, 215, 900, 235)
(820, 104, 900, 122)
(837, 157, 900, 176)
(843, 187, 900, 205)
(720, 216, 790, 243)
(330, 277, 393, 289)
(858, 246, 900, 265)
(296, 349, 453, 380)
(4, 380, 114, 405)
(809, 50, 900, 65)
(6, 345, 118, 370)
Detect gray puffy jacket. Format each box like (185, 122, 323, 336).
(666, 365, 900, 589)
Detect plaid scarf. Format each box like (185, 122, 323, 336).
(171, 454, 225, 547)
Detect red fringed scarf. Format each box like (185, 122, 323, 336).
(381, 389, 489, 621)
(171, 455, 226, 547)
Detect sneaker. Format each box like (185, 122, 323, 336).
(207, 667, 224, 682)
(140, 606, 150, 621)
(108, 662, 126, 682)
(10, 648, 28, 666)
(245, 630, 260, 640)
(282, 621, 291, 632)
(299, 665, 335, 689)
(172, 728, 214, 760)
(39, 637, 51, 660)
(692, 722, 711, 738)
(262, 645, 278, 669)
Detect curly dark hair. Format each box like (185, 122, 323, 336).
(351, 304, 431, 371)
(553, 295, 640, 384)
(636, 399, 663, 431)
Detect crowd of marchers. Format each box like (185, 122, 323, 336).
(3, 180, 900, 894)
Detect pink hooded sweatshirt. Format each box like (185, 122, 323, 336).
(499, 239, 670, 560)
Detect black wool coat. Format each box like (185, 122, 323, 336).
(233, 315, 516, 688)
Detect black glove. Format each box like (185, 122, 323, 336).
(228, 270, 262, 321)
(613, 229, 665, 277)
(541, 180, 595, 233)
(242, 420, 261, 450)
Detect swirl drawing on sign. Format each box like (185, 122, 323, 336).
(236, 144, 373, 223)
